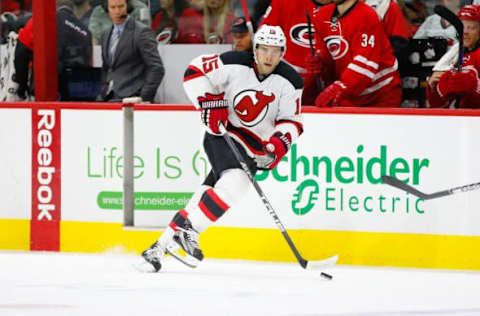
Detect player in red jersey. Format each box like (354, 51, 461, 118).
(427, 5, 480, 108)
(260, 0, 332, 105)
(364, 0, 409, 63)
(311, 0, 402, 107)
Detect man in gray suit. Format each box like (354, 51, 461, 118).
(98, 0, 164, 102)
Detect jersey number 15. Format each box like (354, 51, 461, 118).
(202, 55, 219, 73)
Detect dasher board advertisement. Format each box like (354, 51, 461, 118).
(60, 108, 480, 236)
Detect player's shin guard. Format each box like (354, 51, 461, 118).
(187, 168, 250, 232)
(164, 169, 249, 268)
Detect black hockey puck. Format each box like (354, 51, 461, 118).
(320, 272, 333, 280)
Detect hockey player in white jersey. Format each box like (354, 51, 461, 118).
(140, 24, 304, 272)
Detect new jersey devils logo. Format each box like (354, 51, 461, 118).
(324, 35, 349, 60)
(233, 90, 275, 127)
(290, 24, 314, 48)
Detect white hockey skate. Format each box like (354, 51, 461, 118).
(166, 220, 204, 268)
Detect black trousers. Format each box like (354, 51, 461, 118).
(202, 132, 257, 187)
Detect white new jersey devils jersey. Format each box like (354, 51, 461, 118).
(183, 51, 304, 157)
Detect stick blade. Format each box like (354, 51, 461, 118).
(434, 5, 463, 38)
(305, 254, 339, 271)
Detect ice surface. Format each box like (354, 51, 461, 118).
(0, 251, 479, 316)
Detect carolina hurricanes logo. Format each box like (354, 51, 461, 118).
(324, 35, 349, 60)
(233, 90, 275, 127)
(290, 23, 314, 48)
(156, 28, 174, 44)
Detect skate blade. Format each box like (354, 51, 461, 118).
(166, 245, 201, 268)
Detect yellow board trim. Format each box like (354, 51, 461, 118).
(0, 219, 30, 250)
(59, 221, 480, 271)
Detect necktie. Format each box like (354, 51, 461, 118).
(109, 27, 121, 64)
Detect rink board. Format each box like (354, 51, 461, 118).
(1, 103, 480, 270)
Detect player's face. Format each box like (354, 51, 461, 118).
(255, 44, 283, 76)
(108, 0, 128, 25)
(463, 19, 480, 50)
(232, 32, 252, 52)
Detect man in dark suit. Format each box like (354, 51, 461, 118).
(99, 0, 164, 102)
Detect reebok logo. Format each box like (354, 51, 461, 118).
(31, 108, 61, 250)
(291, 179, 319, 215)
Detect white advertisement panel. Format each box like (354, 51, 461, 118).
(236, 113, 480, 236)
(132, 110, 208, 226)
(0, 109, 31, 219)
(60, 108, 480, 236)
(61, 109, 208, 225)
(61, 109, 123, 222)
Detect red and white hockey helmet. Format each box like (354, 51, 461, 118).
(253, 24, 287, 52)
(458, 5, 480, 21)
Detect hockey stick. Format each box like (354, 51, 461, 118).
(305, 9, 324, 92)
(305, 10, 315, 56)
(240, 0, 255, 43)
(381, 175, 480, 200)
(434, 5, 464, 71)
(219, 125, 338, 279)
(434, 5, 464, 108)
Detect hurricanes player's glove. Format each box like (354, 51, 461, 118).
(436, 68, 478, 98)
(254, 132, 292, 170)
(305, 52, 323, 76)
(315, 81, 347, 107)
(198, 92, 229, 135)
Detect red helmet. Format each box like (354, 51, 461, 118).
(458, 5, 480, 22)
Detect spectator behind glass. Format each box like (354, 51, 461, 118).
(152, 0, 203, 43)
(98, 0, 164, 102)
(203, 0, 236, 43)
(230, 17, 253, 52)
(13, 0, 92, 100)
(414, 0, 461, 44)
(427, 5, 480, 108)
(72, 0, 93, 28)
(88, 0, 151, 44)
(1, 0, 31, 15)
(188, 0, 205, 12)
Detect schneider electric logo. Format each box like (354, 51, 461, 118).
(292, 179, 319, 215)
(256, 144, 430, 216)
